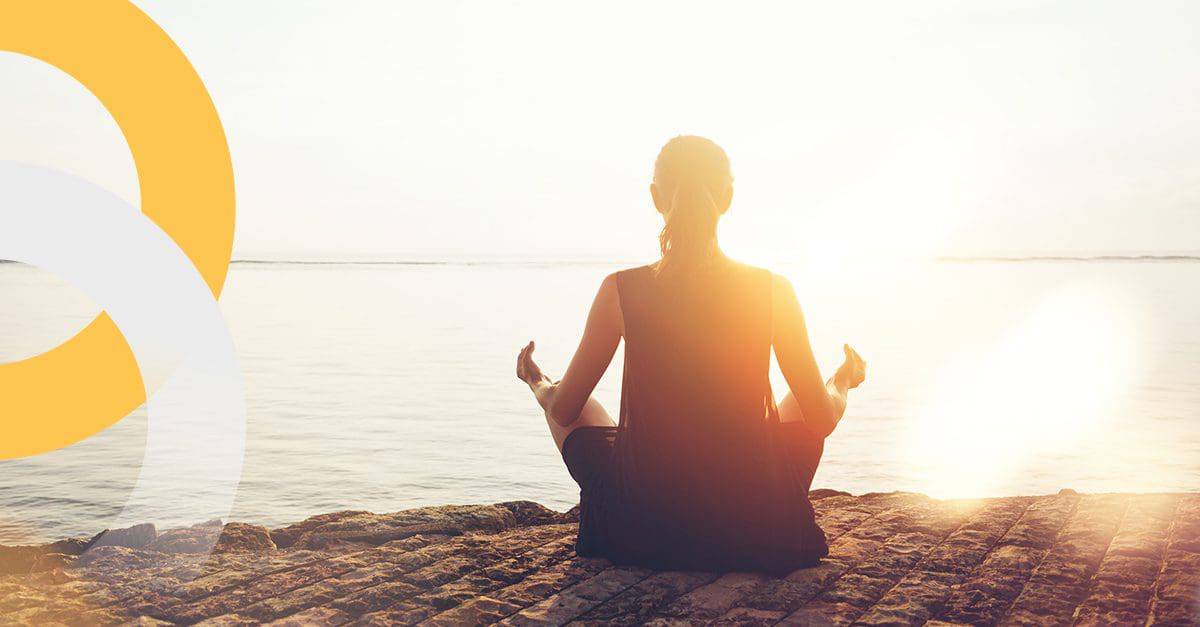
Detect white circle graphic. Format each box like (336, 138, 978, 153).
(0, 160, 245, 553)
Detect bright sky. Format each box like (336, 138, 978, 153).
(3, 0, 1199, 261)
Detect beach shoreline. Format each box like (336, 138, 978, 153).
(1, 490, 1196, 625)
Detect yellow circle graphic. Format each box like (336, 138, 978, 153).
(0, 0, 235, 459)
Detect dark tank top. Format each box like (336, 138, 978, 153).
(581, 262, 827, 574)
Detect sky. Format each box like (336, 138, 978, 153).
(3, 0, 1199, 261)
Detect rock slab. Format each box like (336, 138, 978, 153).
(0, 492, 1197, 625)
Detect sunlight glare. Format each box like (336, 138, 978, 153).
(780, 127, 974, 288)
(906, 280, 1141, 498)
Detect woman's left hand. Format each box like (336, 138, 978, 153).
(516, 341, 551, 387)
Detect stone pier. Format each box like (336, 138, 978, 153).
(0, 491, 1196, 625)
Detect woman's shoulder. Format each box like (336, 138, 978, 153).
(615, 263, 656, 275)
(609, 264, 655, 284)
(725, 261, 795, 303)
(595, 265, 648, 302)
(606, 259, 783, 288)
(721, 259, 782, 284)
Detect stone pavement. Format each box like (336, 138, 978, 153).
(0, 491, 1196, 625)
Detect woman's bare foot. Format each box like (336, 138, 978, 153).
(516, 341, 550, 387)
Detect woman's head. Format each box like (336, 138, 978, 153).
(651, 135, 733, 277)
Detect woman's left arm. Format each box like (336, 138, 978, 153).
(526, 274, 623, 427)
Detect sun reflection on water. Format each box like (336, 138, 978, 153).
(907, 280, 1142, 498)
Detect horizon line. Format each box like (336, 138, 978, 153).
(3, 253, 1199, 267)
(229, 253, 1200, 265)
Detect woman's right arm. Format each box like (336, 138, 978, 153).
(771, 274, 864, 438)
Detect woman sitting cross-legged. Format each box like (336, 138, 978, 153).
(516, 135, 866, 575)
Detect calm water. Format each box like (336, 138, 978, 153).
(2, 258, 1198, 543)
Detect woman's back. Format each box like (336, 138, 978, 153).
(615, 261, 773, 470)
(594, 261, 827, 573)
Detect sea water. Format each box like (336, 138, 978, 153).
(2, 257, 1198, 543)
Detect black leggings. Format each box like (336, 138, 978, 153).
(561, 421, 825, 497)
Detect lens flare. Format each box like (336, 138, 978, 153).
(907, 279, 1141, 498)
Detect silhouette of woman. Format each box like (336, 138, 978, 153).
(517, 135, 866, 574)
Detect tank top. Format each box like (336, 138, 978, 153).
(582, 262, 828, 574)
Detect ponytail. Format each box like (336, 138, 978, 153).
(651, 136, 732, 279)
(656, 180, 721, 278)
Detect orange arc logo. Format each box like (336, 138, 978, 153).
(0, 0, 235, 459)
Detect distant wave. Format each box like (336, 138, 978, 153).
(230, 258, 629, 267)
(4, 255, 1198, 267)
(936, 254, 1200, 263)
(233, 255, 1200, 266)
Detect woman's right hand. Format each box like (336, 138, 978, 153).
(516, 341, 551, 387)
(833, 344, 866, 390)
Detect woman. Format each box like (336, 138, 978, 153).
(516, 135, 866, 575)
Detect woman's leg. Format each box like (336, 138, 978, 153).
(516, 341, 616, 453)
(778, 390, 805, 424)
(535, 393, 616, 453)
(778, 391, 825, 492)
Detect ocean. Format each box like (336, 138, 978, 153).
(2, 257, 1198, 543)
